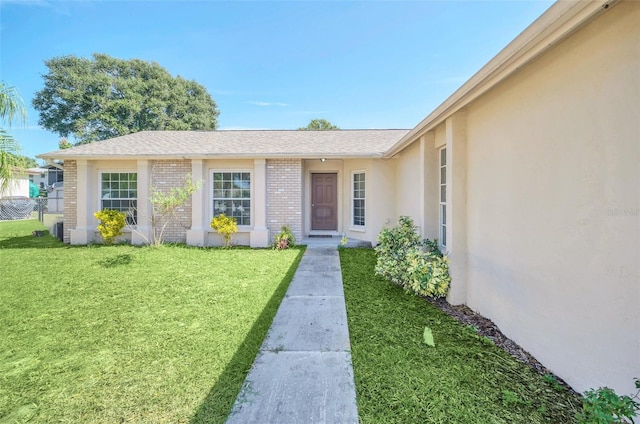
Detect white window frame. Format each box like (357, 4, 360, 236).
(351, 170, 366, 230)
(211, 170, 253, 228)
(99, 170, 138, 226)
(439, 147, 447, 249)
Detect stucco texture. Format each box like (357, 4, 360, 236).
(462, 1, 639, 394)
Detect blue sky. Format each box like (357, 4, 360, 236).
(1, 0, 553, 161)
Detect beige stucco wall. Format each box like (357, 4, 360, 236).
(302, 158, 396, 245)
(341, 159, 370, 240)
(202, 159, 257, 247)
(367, 159, 397, 244)
(461, 1, 639, 395)
(303, 159, 344, 236)
(341, 159, 395, 244)
(90, 160, 138, 243)
(395, 141, 425, 235)
(423, 132, 440, 241)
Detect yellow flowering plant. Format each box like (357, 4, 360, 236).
(210, 213, 238, 248)
(94, 209, 126, 245)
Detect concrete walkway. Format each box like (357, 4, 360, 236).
(226, 239, 359, 424)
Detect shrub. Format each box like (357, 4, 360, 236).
(94, 209, 126, 245)
(406, 251, 451, 298)
(210, 213, 238, 247)
(274, 225, 295, 250)
(374, 216, 421, 286)
(148, 173, 201, 246)
(577, 379, 640, 424)
(423, 238, 443, 259)
(374, 216, 451, 298)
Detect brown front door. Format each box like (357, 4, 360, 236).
(311, 173, 337, 230)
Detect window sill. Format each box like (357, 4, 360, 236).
(349, 226, 366, 233)
(207, 226, 253, 233)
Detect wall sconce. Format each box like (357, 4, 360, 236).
(320, 158, 326, 162)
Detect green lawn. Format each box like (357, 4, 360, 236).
(340, 248, 583, 424)
(0, 220, 303, 423)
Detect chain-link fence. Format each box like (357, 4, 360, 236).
(0, 197, 35, 220)
(0, 196, 65, 241)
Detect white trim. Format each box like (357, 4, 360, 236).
(210, 169, 253, 229)
(438, 147, 446, 249)
(351, 170, 366, 229)
(98, 169, 138, 227)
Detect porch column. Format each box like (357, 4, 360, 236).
(250, 159, 270, 247)
(69, 160, 93, 244)
(131, 159, 151, 245)
(445, 111, 469, 305)
(186, 159, 209, 246)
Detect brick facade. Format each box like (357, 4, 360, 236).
(150, 160, 192, 243)
(266, 159, 303, 242)
(62, 160, 77, 244)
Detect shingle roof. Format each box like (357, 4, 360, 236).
(38, 129, 410, 160)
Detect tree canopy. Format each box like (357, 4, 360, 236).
(5, 153, 37, 168)
(298, 119, 339, 130)
(33, 54, 220, 144)
(58, 138, 72, 149)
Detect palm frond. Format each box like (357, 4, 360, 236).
(0, 82, 27, 127)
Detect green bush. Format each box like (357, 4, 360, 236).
(374, 216, 421, 286)
(374, 216, 451, 298)
(577, 379, 640, 424)
(406, 251, 451, 298)
(274, 225, 296, 250)
(210, 213, 238, 247)
(94, 209, 126, 245)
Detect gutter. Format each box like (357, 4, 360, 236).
(383, 0, 620, 158)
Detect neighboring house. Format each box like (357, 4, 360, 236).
(27, 167, 47, 188)
(0, 168, 40, 220)
(1, 168, 40, 198)
(38, 0, 638, 397)
(46, 182, 64, 214)
(27, 164, 63, 189)
(27, 164, 64, 213)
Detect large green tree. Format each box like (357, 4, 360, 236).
(0, 82, 28, 194)
(298, 119, 339, 130)
(33, 54, 220, 144)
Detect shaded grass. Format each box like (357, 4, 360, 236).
(340, 248, 582, 424)
(1, 220, 303, 423)
(190, 241, 304, 423)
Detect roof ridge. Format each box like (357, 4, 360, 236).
(136, 128, 410, 133)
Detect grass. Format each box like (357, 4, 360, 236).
(339, 248, 583, 423)
(0, 219, 303, 423)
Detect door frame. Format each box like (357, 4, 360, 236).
(304, 168, 342, 236)
(310, 172, 338, 231)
